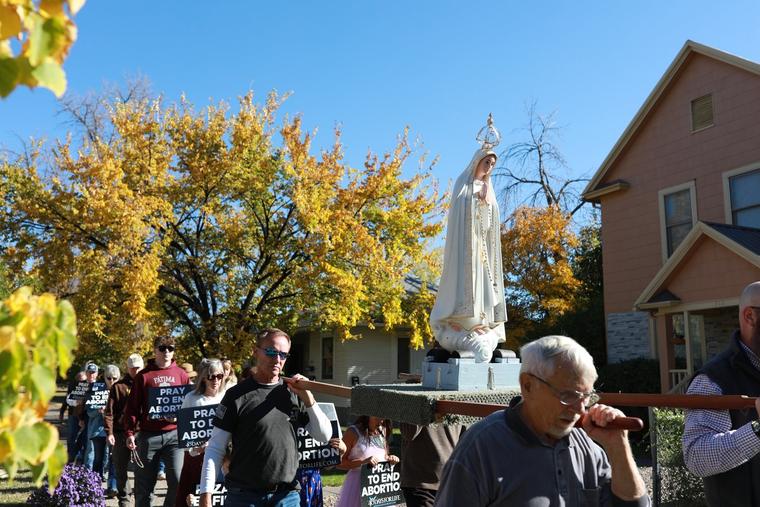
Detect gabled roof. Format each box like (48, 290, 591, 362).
(706, 222, 760, 255)
(635, 222, 760, 309)
(582, 40, 760, 201)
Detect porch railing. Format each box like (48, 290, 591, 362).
(669, 368, 689, 391)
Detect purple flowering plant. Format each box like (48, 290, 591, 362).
(26, 463, 105, 506)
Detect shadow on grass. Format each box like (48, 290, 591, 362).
(0, 468, 36, 505)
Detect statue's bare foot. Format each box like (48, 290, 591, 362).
(461, 331, 492, 363)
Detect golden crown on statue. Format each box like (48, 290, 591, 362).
(476, 113, 501, 150)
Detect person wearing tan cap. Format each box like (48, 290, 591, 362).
(181, 363, 198, 383)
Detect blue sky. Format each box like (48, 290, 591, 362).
(2, 1, 760, 208)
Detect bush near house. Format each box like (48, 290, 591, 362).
(596, 358, 661, 394)
(653, 408, 705, 506)
(596, 358, 661, 452)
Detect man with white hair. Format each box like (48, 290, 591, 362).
(683, 281, 760, 506)
(435, 335, 649, 506)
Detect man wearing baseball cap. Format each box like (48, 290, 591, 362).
(105, 353, 144, 506)
(79, 362, 99, 469)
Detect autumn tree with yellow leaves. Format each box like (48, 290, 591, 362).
(496, 104, 604, 356)
(0, 90, 443, 363)
(0, 0, 84, 97)
(0, 287, 77, 488)
(501, 205, 580, 346)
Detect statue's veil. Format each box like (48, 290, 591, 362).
(430, 148, 506, 329)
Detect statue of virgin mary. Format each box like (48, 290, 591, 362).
(429, 117, 507, 363)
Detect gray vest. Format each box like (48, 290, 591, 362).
(693, 332, 760, 507)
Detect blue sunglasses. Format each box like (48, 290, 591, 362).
(259, 347, 290, 360)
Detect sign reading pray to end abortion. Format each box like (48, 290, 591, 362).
(297, 402, 342, 469)
(360, 461, 404, 507)
(177, 404, 218, 448)
(190, 483, 226, 505)
(70, 381, 90, 401)
(84, 382, 108, 410)
(147, 385, 191, 420)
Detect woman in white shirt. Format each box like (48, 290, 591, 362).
(175, 358, 226, 507)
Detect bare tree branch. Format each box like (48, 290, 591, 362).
(493, 101, 588, 216)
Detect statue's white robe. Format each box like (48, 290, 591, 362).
(430, 149, 507, 362)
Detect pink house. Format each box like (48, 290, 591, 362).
(582, 40, 760, 392)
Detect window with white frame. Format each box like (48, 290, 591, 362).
(727, 167, 760, 228)
(659, 182, 697, 259)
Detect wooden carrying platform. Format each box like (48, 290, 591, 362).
(351, 384, 521, 425)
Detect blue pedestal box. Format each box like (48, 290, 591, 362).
(421, 356, 521, 391)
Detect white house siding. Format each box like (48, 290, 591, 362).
(338, 328, 396, 385)
(305, 328, 431, 418)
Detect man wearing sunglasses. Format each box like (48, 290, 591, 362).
(124, 336, 190, 507)
(436, 335, 649, 506)
(684, 281, 760, 507)
(199, 328, 332, 507)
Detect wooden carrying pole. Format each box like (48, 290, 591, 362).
(598, 393, 758, 410)
(288, 378, 760, 431)
(285, 377, 353, 399)
(434, 400, 645, 431)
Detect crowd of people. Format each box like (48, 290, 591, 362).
(59, 327, 660, 507)
(66, 278, 760, 507)
(62, 336, 240, 507)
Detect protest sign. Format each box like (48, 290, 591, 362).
(189, 483, 226, 506)
(147, 385, 191, 420)
(70, 381, 90, 401)
(297, 402, 342, 469)
(360, 461, 404, 507)
(177, 404, 218, 448)
(84, 382, 108, 410)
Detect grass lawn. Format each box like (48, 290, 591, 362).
(320, 467, 348, 487)
(0, 468, 37, 506)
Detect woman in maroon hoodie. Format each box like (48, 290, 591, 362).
(124, 336, 191, 507)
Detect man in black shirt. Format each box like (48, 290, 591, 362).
(199, 328, 331, 507)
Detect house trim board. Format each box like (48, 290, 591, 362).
(583, 180, 630, 201)
(652, 297, 740, 317)
(634, 221, 760, 309)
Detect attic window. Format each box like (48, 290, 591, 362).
(691, 94, 713, 132)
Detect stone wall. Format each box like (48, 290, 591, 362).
(702, 306, 738, 360)
(606, 311, 652, 363)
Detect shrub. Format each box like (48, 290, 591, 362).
(26, 463, 104, 506)
(595, 358, 661, 394)
(596, 358, 661, 451)
(653, 408, 705, 506)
